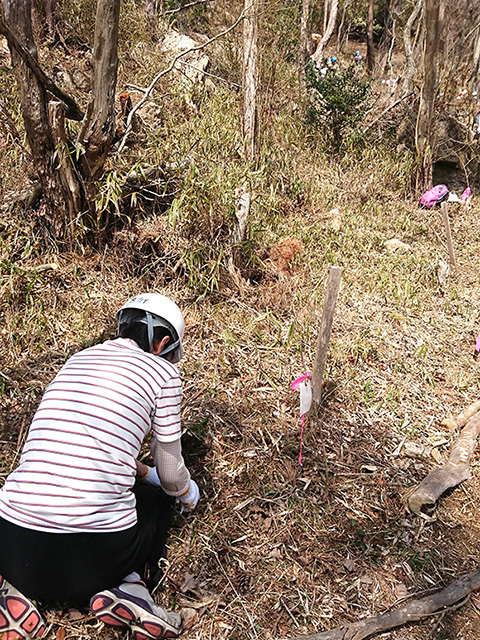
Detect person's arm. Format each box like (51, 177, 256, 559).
(151, 437, 190, 496)
(135, 459, 149, 480)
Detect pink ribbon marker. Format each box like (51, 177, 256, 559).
(292, 372, 312, 466)
(475, 330, 480, 358)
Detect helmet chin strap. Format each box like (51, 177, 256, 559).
(146, 312, 154, 352)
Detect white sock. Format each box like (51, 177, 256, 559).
(123, 571, 142, 583)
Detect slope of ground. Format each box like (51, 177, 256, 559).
(1, 5, 480, 640)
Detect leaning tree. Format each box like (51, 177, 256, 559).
(0, 0, 120, 244)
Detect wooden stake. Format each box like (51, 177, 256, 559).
(441, 201, 456, 265)
(312, 266, 342, 404)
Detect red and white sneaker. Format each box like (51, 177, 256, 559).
(90, 581, 182, 640)
(0, 575, 46, 640)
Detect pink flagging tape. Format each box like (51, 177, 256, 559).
(292, 372, 311, 390)
(292, 372, 311, 466)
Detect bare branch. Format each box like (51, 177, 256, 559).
(160, 0, 214, 16)
(117, 6, 249, 153)
(0, 17, 84, 121)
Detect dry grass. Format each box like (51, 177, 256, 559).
(2, 166, 480, 639)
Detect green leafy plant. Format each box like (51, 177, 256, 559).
(305, 61, 372, 154)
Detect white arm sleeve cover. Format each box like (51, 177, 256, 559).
(152, 437, 191, 497)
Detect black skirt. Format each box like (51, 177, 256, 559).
(0, 484, 173, 605)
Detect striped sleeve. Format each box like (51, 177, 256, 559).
(152, 373, 182, 442)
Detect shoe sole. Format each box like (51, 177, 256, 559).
(0, 574, 46, 640)
(90, 588, 180, 640)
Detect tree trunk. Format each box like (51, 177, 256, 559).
(298, 0, 310, 95)
(81, 0, 121, 184)
(242, 0, 258, 163)
(312, 0, 338, 65)
(366, 0, 375, 74)
(402, 0, 422, 94)
(41, 0, 58, 37)
(2, 0, 121, 245)
(415, 0, 442, 196)
(1, 0, 68, 238)
(473, 28, 480, 92)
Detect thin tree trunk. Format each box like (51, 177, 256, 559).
(366, 0, 375, 73)
(41, 0, 57, 37)
(298, 0, 310, 95)
(473, 27, 480, 92)
(415, 0, 442, 196)
(81, 0, 121, 184)
(312, 0, 338, 65)
(402, 0, 422, 94)
(242, 0, 258, 163)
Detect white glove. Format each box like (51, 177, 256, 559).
(140, 466, 162, 488)
(179, 479, 200, 512)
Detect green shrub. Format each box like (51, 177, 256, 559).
(305, 61, 372, 154)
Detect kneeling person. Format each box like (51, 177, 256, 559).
(0, 293, 199, 640)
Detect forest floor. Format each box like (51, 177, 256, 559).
(2, 181, 480, 640)
(2, 11, 480, 640)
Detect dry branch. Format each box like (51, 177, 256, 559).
(117, 7, 249, 153)
(442, 399, 480, 430)
(408, 412, 480, 514)
(286, 571, 480, 640)
(0, 17, 84, 121)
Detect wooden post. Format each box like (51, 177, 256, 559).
(312, 266, 342, 404)
(441, 201, 456, 266)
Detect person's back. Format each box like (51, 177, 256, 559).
(0, 293, 199, 640)
(0, 338, 181, 533)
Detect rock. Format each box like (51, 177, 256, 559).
(53, 66, 75, 93)
(328, 208, 342, 231)
(437, 258, 449, 288)
(72, 68, 90, 92)
(404, 442, 431, 458)
(384, 238, 412, 254)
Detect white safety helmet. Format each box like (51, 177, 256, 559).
(116, 293, 185, 362)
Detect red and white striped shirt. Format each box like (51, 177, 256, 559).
(0, 338, 182, 533)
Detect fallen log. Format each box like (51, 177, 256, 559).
(408, 412, 480, 514)
(286, 571, 480, 640)
(442, 399, 480, 431)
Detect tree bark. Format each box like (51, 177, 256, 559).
(366, 0, 375, 74)
(81, 0, 121, 184)
(312, 0, 338, 65)
(298, 0, 310, 95)
(242, 0, 258, 163)
(402, 0, 423, 94)
(473, 28, 480, 92)
(414, 0, 442, 196)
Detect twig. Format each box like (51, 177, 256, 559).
(280, 597, 300, 628)
(210, 548, 259, 638)
(176, 59, 241, 88)
(160, 0, 214, 16)
(116, 6, 249, 153)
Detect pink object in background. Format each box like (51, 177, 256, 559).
(475, 330, 480, 358)
(461, 187, 472, 205)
